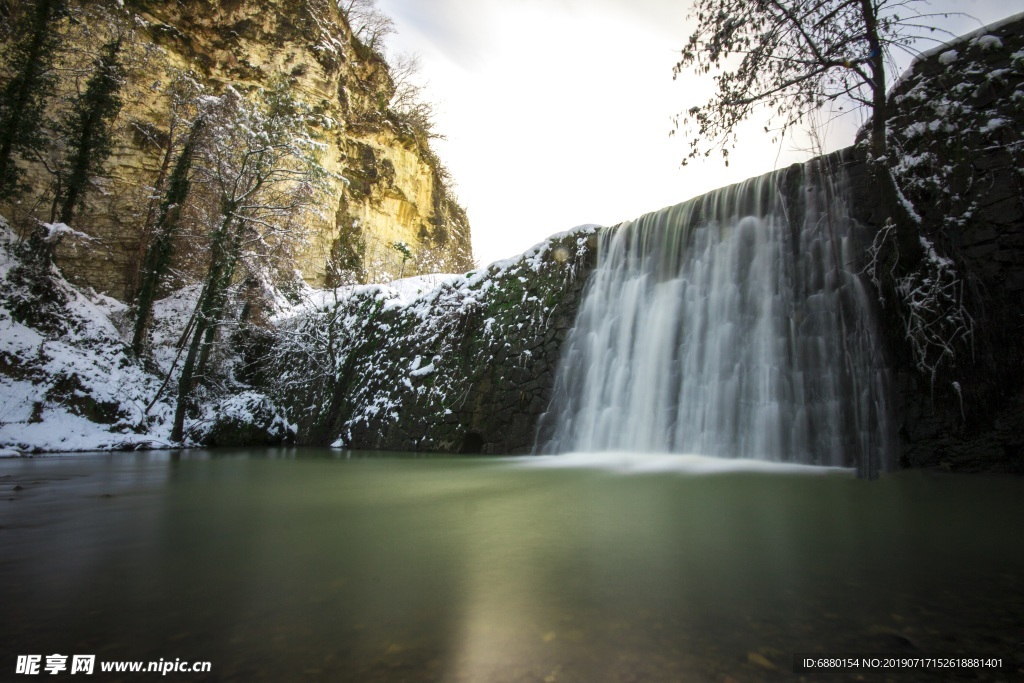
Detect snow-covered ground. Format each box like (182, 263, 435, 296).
(0, 221, 175, 453)
(0, 214, 598, 454)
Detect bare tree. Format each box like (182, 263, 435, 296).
(672, 0, 953, 168)
(170, 81, 328, 442)
(388, 51, 442, 138)
(674, 0, 976, 382)
(337, 0, 394, 52)
(131, 108, 206, 357)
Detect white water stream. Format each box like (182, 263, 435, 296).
(538, 162, 895, 473)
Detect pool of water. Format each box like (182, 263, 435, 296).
(1, 450, 1022, 681)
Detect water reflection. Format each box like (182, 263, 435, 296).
(0, 450, 1021, 681)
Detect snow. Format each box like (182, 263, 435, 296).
(0, 223, 179, 453)
(273, 224, 599, 333)
(1, 207, 602, 454)
(891, 11, 1024, 93)
(0, 407, 170, 453)
(41, 222, 91, 244)
(409, 362, 435, 378)
(465, 223, 599, 288)
(904, 122, 927, 138)
(271, 273, 466, 322)
(0, 301, 174, 452)
(920, 236, 953, 268)
(973, 34, 1004, 51)
(149, 284, 201, 374)
(195, 390, 294, 441)
(385, 273, 464, 305)
(938, 50, 958, 65)
(981, 117, 1007, 132)
(290, 222, 602, 448)
(0, 241, 302, 452)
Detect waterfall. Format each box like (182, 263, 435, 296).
(536, 160, 895, 473)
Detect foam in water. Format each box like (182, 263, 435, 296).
(536, 161, 894, 474)
(516, 451, 853, 476)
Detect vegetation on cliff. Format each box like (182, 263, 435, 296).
(0, 0, 66, 201)
(259, 227, 597, 454)
(865, 20, 1024, 471)
(870, 25, 1023, 382)
(0, 0, 472, 298)
(0, 215, 593, 453)
(0, 0, 477, 451)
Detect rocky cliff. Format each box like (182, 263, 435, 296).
(0, 0, 472, 298)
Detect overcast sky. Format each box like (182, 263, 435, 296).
(375, 0, 1015, 268)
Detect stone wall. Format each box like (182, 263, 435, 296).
(262, 228, 597, 455)
(848, 15, 1024, 472)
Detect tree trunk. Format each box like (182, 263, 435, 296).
(125, 124, 178, 301)
(859, 0, 924, 266)
(170, 312, 207, 443)
(131, 117, 205, 356)
(169, 212, 241, 443)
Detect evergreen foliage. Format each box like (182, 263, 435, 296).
(131, 115, 206, 357)
(53, 36, 124, 224)
(0, 0, 67, 201)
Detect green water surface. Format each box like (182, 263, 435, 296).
(0, 450, 1021, 681)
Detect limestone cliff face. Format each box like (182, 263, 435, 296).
(2, 0, 472, 297)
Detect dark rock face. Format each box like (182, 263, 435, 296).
(848, 16, 1024, 473)
(198, 392, 294, 448)
(264, 229, 598, 455)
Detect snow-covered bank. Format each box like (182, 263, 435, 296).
(0, 214, 597, 454)
(0, 219, 296, 453)
(0, 220, 175, 453)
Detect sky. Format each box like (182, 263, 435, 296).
(375, 0, 1015, 268)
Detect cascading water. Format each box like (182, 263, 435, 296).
(536, 160, 895, 474)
